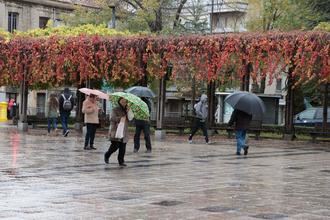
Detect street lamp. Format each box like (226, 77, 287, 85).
(108, 5, 116, 29)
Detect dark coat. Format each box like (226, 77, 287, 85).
(228, 109, 252, 130)
(110, 106, 129, 143)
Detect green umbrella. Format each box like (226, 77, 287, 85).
(109, 92, 150, 120)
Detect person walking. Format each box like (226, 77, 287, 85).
(59, 88, 74, 137)
(133, 97, 152, 153)
(104, 97, 129, 167)
(7, 99, 15, 119)
(188, 94, 209, 144)
(228, 109, 252, 155)
(82, 94, 99, 150)
(47, 94, 59, 135)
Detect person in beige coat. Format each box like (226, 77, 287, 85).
(82, 94, 99, 150)
(104, 97, 129, 166)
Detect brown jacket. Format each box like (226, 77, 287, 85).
(82, 98, 99, 124)
(109, 106, 129, 143)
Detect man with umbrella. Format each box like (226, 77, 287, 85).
(125, 86, 155, 153)
(226, 91, 265, 156)
(228, 109, 252, 155)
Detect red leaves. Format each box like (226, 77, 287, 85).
(0, 31, 329, 88)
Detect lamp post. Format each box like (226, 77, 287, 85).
(108, 5, 116, 29)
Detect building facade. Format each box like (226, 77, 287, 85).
(0, 0, 97, 118)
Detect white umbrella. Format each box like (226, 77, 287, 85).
(79, 88, 109, 100)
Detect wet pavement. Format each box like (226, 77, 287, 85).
(0, 125, 330, 220)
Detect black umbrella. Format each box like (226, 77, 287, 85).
(225, 91, 266, 119)
(125, 86, 156, 98)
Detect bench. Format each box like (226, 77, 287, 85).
(151, 116, 192, 135)
(225, 120, 262, 140)
(309, 124, 330, 143)
(27, 114, 48, 128)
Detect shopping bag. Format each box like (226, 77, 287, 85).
(127, 108, 134, 121)
(115, 121, 125, 139)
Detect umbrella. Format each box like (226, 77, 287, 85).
(109, 92, 150, 120)
(79, 88, 109, 100)
(125, 86, 156, 98)
(224, 91, 266, 119)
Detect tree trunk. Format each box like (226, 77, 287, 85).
(284, 70, 295, 138)
(191, 76, 196, 115)
(240, 63, 251, 91)
(207, 81, 216, 127)
(19, 68, 28, 123)
(148, 8, 162, 32)
(322, 83, 329, 132)
(156, 77, 166, 129)
(173, 0, 188, 28)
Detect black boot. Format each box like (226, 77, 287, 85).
(104, 151, 110, 164)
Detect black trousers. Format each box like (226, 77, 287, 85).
(84, 123, 98, 147)
(134, 120, 152, 151)
(189, 118, 209, 143)
(105, 141, 126, 164)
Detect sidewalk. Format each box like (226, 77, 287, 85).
(0, 126, 329, 219)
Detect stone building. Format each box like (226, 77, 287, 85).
(0, 0, 97, 118)
(0, 0, 98, 32)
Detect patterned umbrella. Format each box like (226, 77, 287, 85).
(109, 92, 150, 120)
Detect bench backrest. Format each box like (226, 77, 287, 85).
(249, 120, 262, 129)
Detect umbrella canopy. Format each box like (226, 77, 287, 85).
(109, 92, 150, 120)
(225, 91, 266, 119)
(79, 88, 109, 100)
(125, 86, 156, 98)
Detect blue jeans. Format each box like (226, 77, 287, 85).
(235, 129, 247, 153)
(47, 117, 57, 133)
(60, 112, 69, 134)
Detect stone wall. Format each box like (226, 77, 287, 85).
(0, 0, 72, 32)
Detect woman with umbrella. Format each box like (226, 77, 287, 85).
(82, 94, 99, 150)
(104, 97, 130, 166)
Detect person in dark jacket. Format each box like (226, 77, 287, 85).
(59, 88, 74, 137)
(104, 97, 129, 167)
(228, 109, 252, 155)
(133, 97, 152, 153)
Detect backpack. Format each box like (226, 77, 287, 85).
(62, 94, 72, 111)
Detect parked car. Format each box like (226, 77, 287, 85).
(294, 107, 330, 126)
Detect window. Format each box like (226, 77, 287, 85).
(36, 93, 46, 117)
(39, 17, 50, 29)
(8, 12, 18, 33)
(276, 78, 282, 92)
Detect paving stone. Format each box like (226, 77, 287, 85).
(0, 127, 329, 219)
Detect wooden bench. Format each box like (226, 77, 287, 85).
(225, 120, 263, 140)
(309, 124, 330, 143)
(151, 116, 192, 135)
(27, 115, 48, 128)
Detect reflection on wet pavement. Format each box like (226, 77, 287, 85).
(0, 128, 329, 219)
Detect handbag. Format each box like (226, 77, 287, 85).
(127, 108, 134, 121)
(115, 121, 125, 139)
